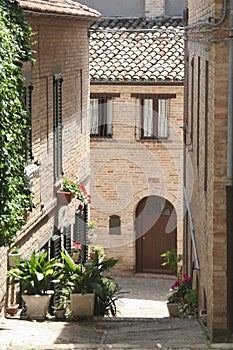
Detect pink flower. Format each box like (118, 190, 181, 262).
(73, 241, 82, 250)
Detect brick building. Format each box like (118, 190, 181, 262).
(0, 0, 99, 316)
(184, 0, 233, 342)
(89, 3, 185, 274)
(78, 0, 185, 17)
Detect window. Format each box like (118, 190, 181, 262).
(90, 98, 112, 137)
(141, 99, 168, 139)
(53, 74, 63, 182)
(109, 215, 121, 235)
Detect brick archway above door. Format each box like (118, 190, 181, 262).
(135, 195, 177, 274)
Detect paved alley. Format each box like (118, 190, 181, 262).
(0, 274, 225, 350)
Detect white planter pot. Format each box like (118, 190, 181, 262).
(22, 294, 52, 319)
(70, 293, 95, 317)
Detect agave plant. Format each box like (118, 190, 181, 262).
(7, 251, 62, 295)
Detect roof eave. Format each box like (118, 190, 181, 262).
(90, 80, 184, 86)
(23, 8, 99, 21)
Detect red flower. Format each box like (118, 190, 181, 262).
(78, 203, 84, 210)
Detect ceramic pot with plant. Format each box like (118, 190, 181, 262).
(60, 250, 120, 317)
(166, 274, 196, 318)
(7, 251, 61, 319)
(72, 241, 82, 263)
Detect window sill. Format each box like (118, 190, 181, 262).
(90, 137, 113, 142)
(139, 138, 170, 143)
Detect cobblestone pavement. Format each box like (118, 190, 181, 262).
(0, 274, 227, 350)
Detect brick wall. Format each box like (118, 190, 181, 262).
(1, 15, 91, 314)
(186, 0, 230, 341)
(90, 84, 184, 274)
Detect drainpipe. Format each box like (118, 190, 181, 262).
(206, 0, 227, 27)
(227, 0, 233, 336)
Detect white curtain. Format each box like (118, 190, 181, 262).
(106, 99, 112, 135)
(158, 99, 168, 138)
(143, 99, 153, 137)
(90, 99, 99, 134)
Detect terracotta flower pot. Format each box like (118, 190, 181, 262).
(6, 304, 19, 316)
(57, 190, 72, 205)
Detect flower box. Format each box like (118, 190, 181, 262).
(57, 190, 72, 206)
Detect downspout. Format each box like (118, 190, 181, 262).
(226, 0, 233, 336)
(206, 0, 227, 27)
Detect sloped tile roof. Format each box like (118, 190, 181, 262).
(19, 0, 100, 18)
(89, 17, 184, 82)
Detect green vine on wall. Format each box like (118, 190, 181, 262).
(0, 0, 34, 246)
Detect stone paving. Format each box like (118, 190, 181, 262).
(0, 274, 230, 350)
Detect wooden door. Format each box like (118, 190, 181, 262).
(136, 196, 177, 274)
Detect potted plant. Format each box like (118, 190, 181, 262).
(71, 241, 82, 263)
(166, 274, 194, 317)
(89, 245, 105, 261)
(53, 293, 70, 319)
(88, 218, 97, 245)
(57, 175, 91, 206)
(160, 249, 184, 276)
(180, 289, 198, 318)
(6, 304, 20, 317)
(60, 250, 119, 317)
(8, 247, 21, 268)
(7, 251, 61, 319)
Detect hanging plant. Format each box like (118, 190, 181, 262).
(0, 0, 35, 246)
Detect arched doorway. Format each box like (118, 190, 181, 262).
(136, 195, 177, 274)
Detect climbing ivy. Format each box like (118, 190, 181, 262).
(0, 0, 34, 246)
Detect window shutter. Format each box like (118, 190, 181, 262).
(50, 233, 61, 259)
(64, 224, 72, 254)
(74, 206, 88, 263)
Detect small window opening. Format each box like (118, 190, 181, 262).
(109, 215, 121, 235)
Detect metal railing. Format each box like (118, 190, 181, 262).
(184, 187, 200, 270)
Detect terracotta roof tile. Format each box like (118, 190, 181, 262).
(89, 17, 184, 82)
(19, 0, 100, 18)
